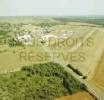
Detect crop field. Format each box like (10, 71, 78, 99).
(0, 17, 104, 99)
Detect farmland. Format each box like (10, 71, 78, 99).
(0, 16, 104, 99)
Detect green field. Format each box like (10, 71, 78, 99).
(0, 16, 104, 99)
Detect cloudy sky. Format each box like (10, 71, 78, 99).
(0, 0, 104, 16)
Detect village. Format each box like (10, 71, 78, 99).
(14, 24, 76, 46)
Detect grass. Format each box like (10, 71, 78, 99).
(53, 16, 104, 26)
(46, 23, 104, 78)
(0, 17, 104, 92)
(0, 45, 51, 73)
(0, 20, 104, 77)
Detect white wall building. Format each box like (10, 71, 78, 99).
(16, 34, 33, 45)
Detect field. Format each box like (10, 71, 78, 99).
(0, 16, 104, 99)
(58, 91, 95, 100)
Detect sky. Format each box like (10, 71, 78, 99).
(0, 0, 104, 16)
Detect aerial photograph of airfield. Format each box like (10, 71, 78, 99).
(0, 0, 104, 99)
(0, 16, 104, 100)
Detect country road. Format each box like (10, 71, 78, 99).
(69, 28, 97, 52)
(41, 28, 104, 100)
(0, 27, 103, 99)
(43, 45, 104, 100)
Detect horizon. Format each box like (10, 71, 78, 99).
(0, 0, 104, 16)
(0, 15, 104, 17)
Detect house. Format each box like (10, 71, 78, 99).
(16, 34, 33, 45)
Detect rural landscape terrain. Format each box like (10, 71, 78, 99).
(0, 16, 104, 100)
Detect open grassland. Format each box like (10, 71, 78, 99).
(0, 17, 104, 99)
(0, 46, 51, 73)
(0, 22, 102, 75)
(44, 23, 104, 77)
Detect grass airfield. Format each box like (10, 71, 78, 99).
(0, 17, 104, 99)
